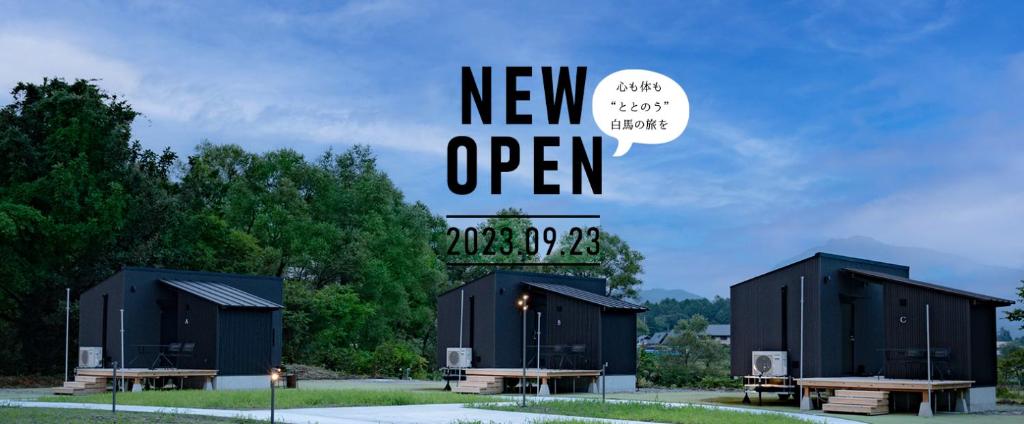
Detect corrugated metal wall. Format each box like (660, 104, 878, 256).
(730, 256, 819, 377)
(539, 291, 602, 370)
(819, 256, 907, 376)
(436, 273, 496, 368)
(78, 272, 124, 367)
(176, 291, 219, 370)
(883, 283, 971, 380)
(970, 304, 997, 386)
(601, 311, 637, 375)
(218, 309, 274, 375)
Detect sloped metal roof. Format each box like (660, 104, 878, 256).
(843, 268, 1014, 306)
(523, 281, 647, 311)
(161, 280, 283, 309)
(705, 324, 731, 337)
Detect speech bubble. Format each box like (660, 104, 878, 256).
(592, 69, 690, 157)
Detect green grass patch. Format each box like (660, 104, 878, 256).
(475, 400, 809, 424)
(39, 388, 488, 409)
(997, 386, 1024, 404)
(0, 406, 260, 423)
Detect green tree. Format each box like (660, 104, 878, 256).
(0, 78, 176, 372)
(172, 144, 447, 371)
(653, 314, 731, 386)
(1007, 280, 1024, 327)
(544, 229, 645, 299)
(643, 296, 731, 333)
(443, 208, 540, 284)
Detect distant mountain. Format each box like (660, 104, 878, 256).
(638, 288, 704, 303)
(793, 236, 1024, 336)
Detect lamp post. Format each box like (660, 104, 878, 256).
(516, 293, 529, 407)
(270, 368, 280, 423)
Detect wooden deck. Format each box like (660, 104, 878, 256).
(54, 368, 218, 395)
(465, 368, 601, 378)
(77, 368, 218, 378)
(796, 377, 973, 391)
(796, 377, 974, 417)
(453, 368, 601, 395)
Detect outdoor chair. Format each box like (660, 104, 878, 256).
(149, 343, 180, 369)
(930, 348, 953, 379)
(551, 345, 567, 368)
(569, 344, 586, 369)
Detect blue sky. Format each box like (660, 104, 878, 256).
(2, 1, 1022, 297)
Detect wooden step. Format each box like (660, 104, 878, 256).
(458, 380, 501, 388)
(452, 383, 503, 394)
(75, 375, 107, 384)
(51, 386, 107, 396)
(823, 402, 888, 415)
(834, 390, 888, 399)
(829, 396, 888, 406)
(64, 381, 107, 390)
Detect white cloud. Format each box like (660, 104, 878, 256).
(0, 30, 453, 155)
(0, 33, 141, 97)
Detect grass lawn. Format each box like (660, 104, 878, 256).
(570, 390, 1022, 424)
(475, 400, 809, 424)
(38, 388, 488, 409)
(0, 406, 260, 423)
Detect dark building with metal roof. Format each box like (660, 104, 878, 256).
(78, 267, 283, 389)
(436, 270, 646, 392)
(730, 253, 1012, 411)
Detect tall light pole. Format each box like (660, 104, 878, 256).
(64, 288, 70, 383)
(270, 367, 280, 423)
(536, 311, 542, 392)
(516, 293, 529, 407)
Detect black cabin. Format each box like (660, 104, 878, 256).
(436, 271, 646, 383)
(731, 253, 1012, 389)
(79, 267, 283, 377)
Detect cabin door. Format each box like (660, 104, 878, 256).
(840, 301, 855, 374)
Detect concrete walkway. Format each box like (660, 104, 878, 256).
(2, 399, 864, 424)
(1, 400, 647, 423)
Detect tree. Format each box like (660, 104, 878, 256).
(1007, 280, 1024, 328)
(442, 208, 540, 284)
(170, 144, 447, 370)
(0, 78, 176, 373)
(642, 296, 730, 333)
(544, 229, 645, 299)
(643, 314, 730, 387)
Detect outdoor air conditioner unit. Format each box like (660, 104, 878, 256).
(79, 347, 103, 368)
(446, 347, 472, 368)
(751, 351, 787, 377)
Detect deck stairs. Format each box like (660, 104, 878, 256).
(451, 375, 503, 394)
(822, 390, 890, 415)
(52, 375, 109, 395)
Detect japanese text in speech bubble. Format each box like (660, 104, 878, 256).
(592, 69, 690, 157)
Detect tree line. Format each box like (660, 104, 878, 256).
(0, 79, 645, 376)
